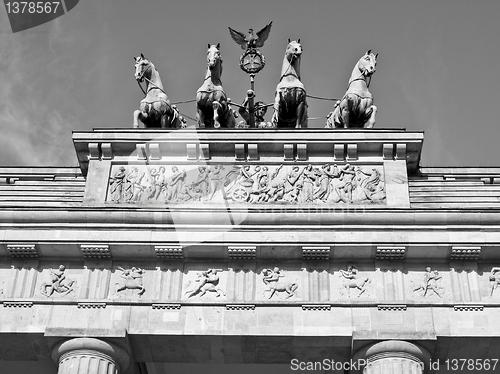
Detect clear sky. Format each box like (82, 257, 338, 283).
(1, 0, 499, 168)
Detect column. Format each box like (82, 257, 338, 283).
(353, 340, 431, 374)
(51, 338, 130, 374)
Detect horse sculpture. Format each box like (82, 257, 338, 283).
(326, 50, 378, 128)
(133, 54, 184, 129)
(271, 40, 308, 128)
(262, 267, 298, 299)
(196, 44, 236, 129)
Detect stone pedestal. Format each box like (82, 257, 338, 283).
(354, 340, 431, 374)
(51, 338, 130, 374)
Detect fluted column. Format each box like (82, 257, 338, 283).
(51, 338, 130, 374)
(353, 340, 431, 374)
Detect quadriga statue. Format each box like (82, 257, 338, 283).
(271, 39, 308, 128)
(326, 50, 378, 129)
(133, 54, 185, 129)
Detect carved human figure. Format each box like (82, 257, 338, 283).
(153, 166, 167, 201)
(191, 166, 210, 200)
(184, 269, 225, 298)
(413, 267, 443, 298)
(165, 166, 187, 202)
(283, 166, 303, 202)
(146, 168, 158, 200)
(132, 172, 146, 202)
(489, 267, 500, 296)
(339, 265, 370, 297)
(301, 165, 317, 203)
(333, 164, 356, 203)
(109, 167, 126, 202)
(355, 167, 384, 201)
(208, 165, 225, 200)
(40, 265, 76, 297)
(115, 266, 145, 296)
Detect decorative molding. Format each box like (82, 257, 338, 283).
(297, 144, 307, 160)
(284, 144, 294, 160)
(101, 143, 112, 160)
(248, 144, 258, 160)
(454, 305, 483, 312)
(228, 246, 256, 260)
(136, 144, 147, 160)
(347, 143, 357, 160)
(152, 303, 181, 310)
(88, 143, 100, 160)
(378, 304, 407, 311)
(450, 246, 481, 260)
(302, 304, 331, 311)
(149, 143, 161, 160)
(226, 304, 256, 311)
(334, 144, 345, 161)
(155, 246, 184, 259)
(383, 143, 393, 160)
(3, 301, 33, 308)
(200, 143, 210, 160)
(80, 245, 111, 259)
(302, 246, 330, 260)
(7, 244, 38, 258)
(395, 143, 407, 160)
(77, 302, 106, 309)
(376, 246, 406, 260)
(235, 144, 245, 160)
(187, 144, 197, 160)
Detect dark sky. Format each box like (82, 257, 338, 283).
(1, 0, 500, 168)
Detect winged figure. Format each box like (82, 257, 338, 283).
(228, 21, 273, 50)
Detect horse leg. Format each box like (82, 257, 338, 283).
(364, 105, 377, 128)
(271, 92, 281, 127)
(296, 100, 308, 129)
(133, 110, 148, 129)
(212, 101, 221, 128)
(196, 108, 205, 128)
(339, 99, 350, 128)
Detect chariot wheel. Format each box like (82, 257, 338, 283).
(232, 186, 249, 202)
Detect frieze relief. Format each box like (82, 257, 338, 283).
(332, 264, 375, 299)
(107, 163, 386, 205)
(182, 266, 227, 300)
(406, 266, 451, 301)
(3, 262, 500, 304)
(256, 265, 301, 301)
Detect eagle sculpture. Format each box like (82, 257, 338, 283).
(228, 21, 273, 50)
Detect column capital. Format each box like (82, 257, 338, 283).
(353, 340, 431, 374)
(51, 337, 130, 373)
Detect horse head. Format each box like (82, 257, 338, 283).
(357, 50, 378, 77)
(134, 53, 153, 82)
(207, 43, 222, 72)
(285, 39, 302, 63)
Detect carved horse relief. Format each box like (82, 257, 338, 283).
(196, 44, 236, 128)
(133, 54, 185, 129)
(271, 40, 308, 128)
(326, 50, 378, 128)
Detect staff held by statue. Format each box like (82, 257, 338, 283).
(228, 21, 272, 128)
